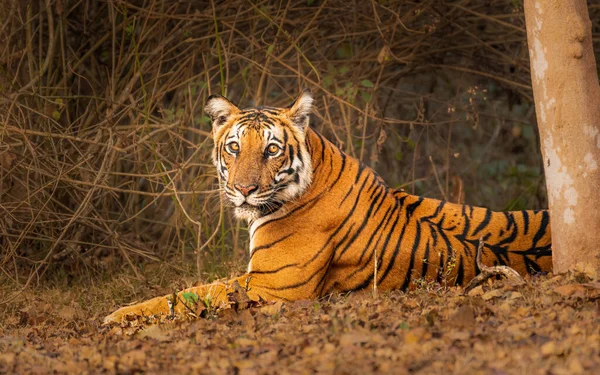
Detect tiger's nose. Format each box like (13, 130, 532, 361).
(234, 183, 258, 197)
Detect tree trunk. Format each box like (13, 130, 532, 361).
(524, 0, 600, 275)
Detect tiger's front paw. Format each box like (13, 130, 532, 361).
(103, 295, 172, 325)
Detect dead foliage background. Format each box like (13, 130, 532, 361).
(1, 0, 600, 297)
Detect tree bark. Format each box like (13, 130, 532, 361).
(524, 0, 600, 275)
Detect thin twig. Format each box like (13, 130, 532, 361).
(463, 238, 526, 294)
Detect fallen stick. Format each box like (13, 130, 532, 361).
(463, 238, 525, 294)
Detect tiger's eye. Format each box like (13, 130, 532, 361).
(267, 144, 280, 155)
(228, 142, 240, 153)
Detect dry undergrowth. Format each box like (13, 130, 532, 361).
(5, 0, 596, 290)
(1, 272, 599, 374)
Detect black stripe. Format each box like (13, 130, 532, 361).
(254, 195, 321, 232)
(455, 255, 465, 285)
(420, 201, 446, 223)
(331, 223, 357, 258)
(356, 203, 395, 263)
(339, 185, 354, 208)
(531, 210, 549, 248)
(268, 253, 333, 291)
(378, 197, 424, 285)
(250, 263, 298, 274)
(421, 240, 431, 279)
(334, 181, 386, 261)
(283, 129, 289, 145)
(303, 173, 376, 267)
(346, 201, 401, 280)
(329, 152, 348, 188)
(288, 145, 295, 165)
(373, 199, 402, 285)
(472, 209, 492, 236)
(295, 140, 303, 164)
(436, 214, 455, 269)
(313, 246, 338, 295)
(400, 215, 422, 290)
(316, 132, 327, 164)
(496, 212, 519, 247)
(457, 205, 471, 255)
(250, 233, 293, 259)
(522, 210, 530, 235)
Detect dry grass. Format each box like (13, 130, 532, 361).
(1, 0, 600, 298)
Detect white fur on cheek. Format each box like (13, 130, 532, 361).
(274, 135, 313, 203)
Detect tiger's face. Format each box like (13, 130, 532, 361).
(205, 91, 314, 221)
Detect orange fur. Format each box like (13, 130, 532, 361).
(104, 93, 552, 324)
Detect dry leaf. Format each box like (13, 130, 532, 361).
(447, 330, 471, 341)
(467, 285, 484, 297)
(137, 325, 171, 342)
(259, 301, 284, 316)
(452, 305, 475, 329)
(482, 289, 504, 301)
(339, 332, 368, 347)
(377, 45, 391, 64)
(553, 284, 588, 298)
(541, 341, 562, 357)
(121, 349, 146, 367)
(0, 353, 15, 366)
(58, 306, 77, 320)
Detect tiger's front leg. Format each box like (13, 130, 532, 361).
(103, 274, 262, 325)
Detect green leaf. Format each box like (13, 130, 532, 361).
(361, 91, 372, 103)
(361, 79, 374, 88)
(125, 22, 135, 35)
(267, 44, 274, 55)
(183, 292, 199, 305)
(335, 43, 353, 59)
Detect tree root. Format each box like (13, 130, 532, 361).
(463, 238, 525, 294)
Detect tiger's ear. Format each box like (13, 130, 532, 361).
(286, 89, 313, 130)
(204, 94, 240, 133)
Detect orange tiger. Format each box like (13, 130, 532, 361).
(104, 91, 552, 323)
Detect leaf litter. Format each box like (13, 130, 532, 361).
(1, 272, 599, 374)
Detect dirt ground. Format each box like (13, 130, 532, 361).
(1, 270, 599, 375)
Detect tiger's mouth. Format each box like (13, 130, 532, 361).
(237, 201, 283, 216)
(225, 182, 296, 220)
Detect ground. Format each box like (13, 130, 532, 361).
(1, 269, 599, 375)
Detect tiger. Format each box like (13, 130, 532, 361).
(104, 90, 552, 324)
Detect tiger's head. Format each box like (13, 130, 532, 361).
(205, 91, 314, 221)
